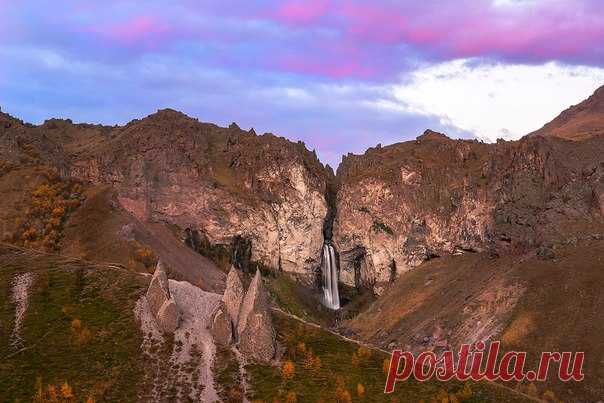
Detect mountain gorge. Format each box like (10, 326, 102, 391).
(1, 85, 604, 402)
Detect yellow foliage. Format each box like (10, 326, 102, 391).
(282, 360, 295, 380)
(33, 378, 79, 403)
(351, 353, 359, 366)
(303, 349, 316, 370)
(356, 383, 365, 397)
(335, 385, 352, 403)
(357, 346, 372, 360)
(312, 355, 322, 371)
(134, 244, 156, 268)
(71, 318, 93, 346)
(48, 384, 58, 402)
(86, 397, 95, 403)
(51, 206, 65, 218)
(383, 358, 391, 374)
(285, 391, 297, 403)
(435, 389, 449, 403)
(61, 382, 74, 399)
(14, 179, 83, 251)
(71, 319, 82, 331)
(459, 383, 472, 399)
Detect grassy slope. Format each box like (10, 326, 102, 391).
(247, 313, 530, 403)
(347, 238, 604, 402)
(0, 245, 148, 402)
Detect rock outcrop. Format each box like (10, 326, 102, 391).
(210, 301, 233, 346)
(236, 270, 276, 362)
(222, 267, 244, 327)
(65, 110, 329, 281)
(146, 260, 181, 333)
(334, 129, 604, 294)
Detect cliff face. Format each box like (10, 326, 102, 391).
(0, 109, 329, 282)
(2, 85, 604, 293)
(334, 130, 604, 294)
(65, 110, 328, 280)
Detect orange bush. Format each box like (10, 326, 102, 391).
(134, 244, 156, 269)
(335, 386, 352, 403)
(281, 360, 295, 380)
(356, 383, 365, 397)
(383, 358, 391, 375)
(14, 179, 83, 251)
(285, 391, 297, 403)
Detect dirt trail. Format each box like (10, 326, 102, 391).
(10, 272, 34, 349)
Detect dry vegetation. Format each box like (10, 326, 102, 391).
(8, 169, 83, 251)
(0, 244, 148, 402)
(247, 313, 530, 403)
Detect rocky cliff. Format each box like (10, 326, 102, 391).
(2, 85, 604, 296)
(0, 109, 329, 282)
(334, 86, 604, 294)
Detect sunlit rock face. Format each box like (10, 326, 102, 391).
(67, 110, 329, 281)
(334, 130, 604, 295)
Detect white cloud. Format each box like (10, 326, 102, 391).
(388, 60, 604, 141)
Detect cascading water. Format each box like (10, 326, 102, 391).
(321, 243, 340, 310)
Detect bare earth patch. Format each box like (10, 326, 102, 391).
(135, 279, 242, 402)
(10, 272, 34, 349)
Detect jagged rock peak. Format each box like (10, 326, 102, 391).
(222, 266, 244, 326)
(417, 129, 450, 141)
(210, 301, 233, 347)
(146, 260, 181, 334)
(237, 269, 276, 362)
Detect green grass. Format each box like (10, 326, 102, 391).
(266, 274, 333, 326)
(0, 253, 148, 402)
(214, 346, 245, 402)
(247, 313, 532, 403)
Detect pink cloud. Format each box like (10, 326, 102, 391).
(273, 0, 331, 26)
(88, 15, 173, 48)
(261, 0, 604, 78)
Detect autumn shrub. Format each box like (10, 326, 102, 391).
(356, 383, 365, 398)
(134, 243, 157, 269)
(285, 391, 297, 403)
(383, 358, 391, 374)
(281, 361, 295, 380)
(335, 386, 352, 403)
(13, 177, 84, 251)
(33, 378, 79, 403)
(71, 318, 93, 346)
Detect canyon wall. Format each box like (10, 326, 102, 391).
(3, 84, 604, 295)
(67, 110, 329, 281)
(334, 131, 604, 294)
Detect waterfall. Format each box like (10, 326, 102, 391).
(321, 243, 340, 310)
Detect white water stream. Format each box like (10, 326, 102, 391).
(321, 243, 340, 310)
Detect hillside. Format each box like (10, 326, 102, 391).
(529, 84, 604, 140)
(0, 244, 533, 402)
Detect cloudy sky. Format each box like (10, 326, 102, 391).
(2, 0, 604, 166)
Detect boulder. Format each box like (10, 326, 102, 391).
(222, 267, 244, 327)
(237, 270, 276, 362)
(146, 260, 181, 334)
(210, 302, 233, 347)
